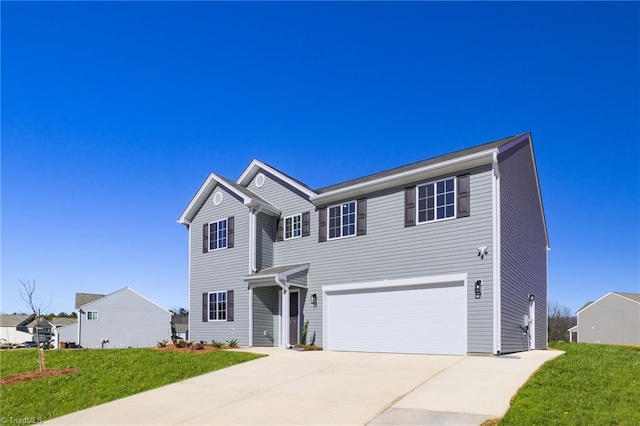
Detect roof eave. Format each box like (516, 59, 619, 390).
(310, 149, 497, 205)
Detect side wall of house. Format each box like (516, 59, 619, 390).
(79, 289, 171, 348)
(189, 185, 250, 344)
(256, 212, 275, 270)
(574, 295, 640, 345)
(250, 166, 495, 353)
(499, 140, 548, 353)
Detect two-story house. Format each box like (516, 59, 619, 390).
(178, 132, 549, 355)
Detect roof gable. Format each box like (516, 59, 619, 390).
(237, 159, 317, 199)
(0, 314, 35, 327)
(178, 173, 280, 225)
(79, 287, 172, 315)
(577, 291, 640, 315)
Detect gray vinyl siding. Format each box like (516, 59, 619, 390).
(499, 140, 548, 353)
(252, 287, 278, 346)
(189, 185, 250, 344)
(273, 166, 495, 353)
(256, 212, 275, 270)
(573, 294, 640, 345)
(79, 288, 171, 348)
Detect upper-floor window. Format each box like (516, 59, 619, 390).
(209, 218, 228, 251)
(328, 201, 356, 239)
(417, 178, 455, 223)
(284, 214, 302, 240)
(87, 311, 99, 321)
(208, 291, 227, 321)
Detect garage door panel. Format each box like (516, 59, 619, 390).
(326, 282, 466, 355)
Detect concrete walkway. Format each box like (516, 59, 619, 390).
(46, 348, 562, 426)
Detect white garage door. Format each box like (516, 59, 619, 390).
(325, 277, 467, 355)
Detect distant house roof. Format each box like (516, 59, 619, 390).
(174, 323, 188, 334)
(49, 317, 78, 327)
(75, 293, 105, 309)
(614, 292, 640, 303)
(0, 314, 35, 327)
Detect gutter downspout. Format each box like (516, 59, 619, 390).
(274, 274, 291, 349)
(492, 151, 502, 355)
(76, 309, 82, 348)
(247, 206, 263, 348)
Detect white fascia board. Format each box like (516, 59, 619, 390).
(311, 150, 496, 205)
(237, 159, 317, 199)
(322, 273, 468, 293)
(178, 173, 280, 225)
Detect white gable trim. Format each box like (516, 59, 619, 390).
(575, 292, 640, 316)
(178, 173, 280, 225)
(237, 159, 317, 199)
(79, 287, 172, 315)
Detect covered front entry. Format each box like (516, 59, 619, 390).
(245, 263, 309, 348)
(324, 274, 468, 355)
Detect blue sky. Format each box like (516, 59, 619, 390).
(2, 2, 638, 315)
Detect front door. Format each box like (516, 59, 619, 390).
(289, 291, 299, 345)
(529, 300, 536, 350)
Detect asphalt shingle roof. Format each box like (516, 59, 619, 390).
(75, 293, 105, 309)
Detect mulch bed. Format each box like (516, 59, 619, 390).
(155, 344, 229, 353)
(0, 368, 79, 386)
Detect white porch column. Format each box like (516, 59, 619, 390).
(281, 287, 290, 348)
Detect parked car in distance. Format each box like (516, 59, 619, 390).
(0, 338, 11, 349)
(17, 341, 38, 348)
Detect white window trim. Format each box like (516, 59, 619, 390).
(87, 311, 99, 321)
(327, 200, 357, 240)
(207, 290, 228, 322)
(208, 218, 228, 252)
(284, 214, 302, 240)
(416, 177, 457, 224)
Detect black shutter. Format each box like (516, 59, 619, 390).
(227, 216, 234, 248)
(318, 208, 327, 242)
(356, 199, 367, 236)
(404, 187, 416, 227)
(227, 290, 234, 322)
(202, 223, 209, 253)
(457, 175, 470, 218)
(202, 293, 208, 322)
(301, 211, 310, 237)
(276, 218, 284, 242)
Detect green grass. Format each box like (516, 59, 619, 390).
(0, 348, 264, 423)
(500, 343, 640, 425)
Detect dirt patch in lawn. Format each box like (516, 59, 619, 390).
(155, 344, 229, 353)
(0, 368, 79, 386)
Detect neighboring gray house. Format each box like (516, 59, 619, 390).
(74, 287, 172, 348)
(569, 292, 640, 345)
(178, 133, 549, 355)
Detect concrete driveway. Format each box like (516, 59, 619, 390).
(46, 347, 562, 425)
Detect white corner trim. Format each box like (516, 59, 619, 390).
(492, 152, 502, 355)
(322, 273, 468, 294)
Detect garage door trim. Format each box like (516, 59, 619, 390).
(322, 273, 468, 353)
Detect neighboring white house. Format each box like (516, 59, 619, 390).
(75, 287, 172, 348)
(0, 314, 38, 344)
(569, 292, 640, 345)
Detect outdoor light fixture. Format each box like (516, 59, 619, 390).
(311, 294, 317, 308)
(474, 280, 482, 299)
(528, 294, 535, 302)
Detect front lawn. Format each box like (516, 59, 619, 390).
(0, 348, 264, 423)
(500, 342, 640, 425)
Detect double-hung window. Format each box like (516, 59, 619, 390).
(284, 214, 302, 240)
(328, 201, 356, 239)
(417, 178, 455, 223)
(208, 291, 227, 321)
(87, 311, 99, 321)
(209, 218, 227, 251)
